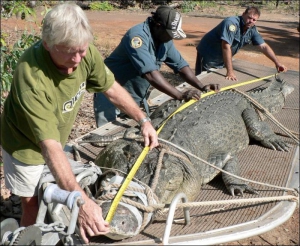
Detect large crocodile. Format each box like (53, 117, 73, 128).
(91, 75, 294, 240)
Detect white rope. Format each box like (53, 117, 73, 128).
(151, 195, 299, 211)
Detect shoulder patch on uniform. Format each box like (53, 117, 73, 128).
(131, 37, 142, 49)
(229, 24, 236, 32)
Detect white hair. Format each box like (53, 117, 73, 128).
(42, 3, 93, 48)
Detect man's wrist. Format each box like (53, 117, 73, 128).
(200, 85, 207, 92)
(138, 117, 151, 126)
(176, 91, 184, 100)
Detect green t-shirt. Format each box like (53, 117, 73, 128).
(1, 41, 115, 165)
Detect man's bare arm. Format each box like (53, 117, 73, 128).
(39, 139, 109, 243)
(143, 70, 184, 100)
(103, 81, 158, 149)
(258, 43, 287, 72)
(222, 40, 237, 81)
(178, 66, 220, 92)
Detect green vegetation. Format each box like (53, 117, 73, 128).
(0, 1, 48, 104)
(1, 0, 36, 19)
(218, 6, 226, 14)
(1, 31, 40, 103)
(263, 0, 299, 13)
(180, 0, 298, 14)
(181, 1, 217, 13)
(89, 1, 114, 11)
(181, 1, 199, 13)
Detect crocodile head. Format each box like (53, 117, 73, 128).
(248, 74, 294, 115)
(94, 138, 201, 240)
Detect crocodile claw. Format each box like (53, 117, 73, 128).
(229, 184, 258, 197)
(262, 136, 290, 152)
(230, 187, 243, 197)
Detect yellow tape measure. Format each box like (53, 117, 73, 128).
(105, 146, 150, 222)
(105, 73, 277, 222)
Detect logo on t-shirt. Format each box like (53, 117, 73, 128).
(131, 37, 142, 49)
(229, 24, 236, 32)
(62, 82, 86, 113)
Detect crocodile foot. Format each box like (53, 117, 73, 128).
(222, 156, 259, 197)
(228, 183, 259, 197)
(261, 135, 291, 151)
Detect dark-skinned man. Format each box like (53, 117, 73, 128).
(94, 6, 220, 127)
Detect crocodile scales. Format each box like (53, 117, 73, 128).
(90, 75, 294, 240)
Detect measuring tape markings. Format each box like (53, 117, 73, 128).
(105, 73, 277, 222)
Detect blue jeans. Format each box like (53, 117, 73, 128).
(93, 93, 121, 127)
(93, 79, 151, 127)
(195, 52, 224, 76)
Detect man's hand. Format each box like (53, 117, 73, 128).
(276, 64, 287, 73)
(140, 121, 159, 149)
(181, 84, 221, 102)
(182, 89, 201, 101)
(40, 139, 110, 244)
(78, 198, 110, 243)
(222, 40, 236, 81)
(202, 84, 221, 93)
(225, 71, 238, 81)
